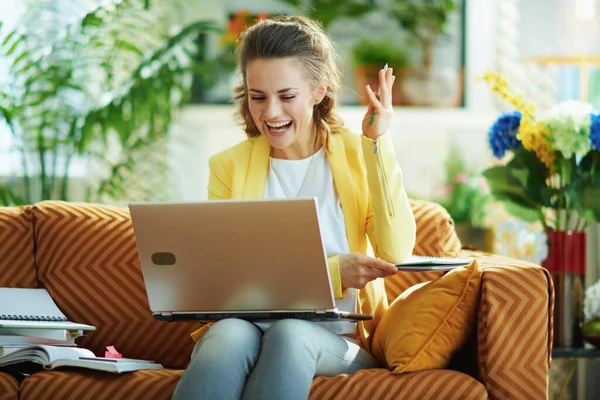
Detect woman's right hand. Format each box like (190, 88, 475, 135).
(339, 253, 398, 290)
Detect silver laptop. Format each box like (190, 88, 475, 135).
(129, 198, 371, 323)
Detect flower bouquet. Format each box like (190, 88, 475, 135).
(479, 72, 600, 233)
(480, 72, 598, 348)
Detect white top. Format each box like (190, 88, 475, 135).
(263, 146, 358, 338)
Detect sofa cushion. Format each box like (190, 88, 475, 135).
(31, 201, 202, 369)
(410, 199, 461, 258)
(0, 206, 37, 288)
(19, 369, 182, 400)
(372, 260, 482, 374)
(383, 200, 462, 303)
(17, 367, 487, 400)
(0, 371, 19, 400)
(310, 368, 487, 399)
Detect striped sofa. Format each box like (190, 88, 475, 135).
(0, 200, 553, 400)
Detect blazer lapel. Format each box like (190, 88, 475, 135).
(242, 135, 270, 199)
(327, 134, 359, 252)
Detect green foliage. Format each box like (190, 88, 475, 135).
(436, 144, 490, 228)
(390, 0, 458, 40)
(389, 0, 458, 67)
(482, 149, 600, 231)
(351, 39, 410, 68)
(0, 0, 220, 206)
(277, 0, 375, 29)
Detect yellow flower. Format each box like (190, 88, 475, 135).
(477, 71, 555, 171)
(517, 116, 555, 169)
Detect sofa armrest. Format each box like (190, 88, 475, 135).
(460, 250, 554, 400)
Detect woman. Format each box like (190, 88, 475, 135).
(172, 15, 416, 400)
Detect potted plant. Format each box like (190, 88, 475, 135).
(0, 0, 219, 206)
(435, 142, 493, 251)
(479, 70, 600, 347)
(351, 39, 411, 105)
(388, 0, 463, 106)
(277, 0, 374, 30)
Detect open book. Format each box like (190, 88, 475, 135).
(396, 255, 474, 271)
(0, 345, 163, 373)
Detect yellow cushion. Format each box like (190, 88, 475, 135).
(372, 260, 482, 374)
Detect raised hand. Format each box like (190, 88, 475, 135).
(361, 66, 395, 140)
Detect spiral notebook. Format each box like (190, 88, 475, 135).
(395, 255, 474, 272)
(0, 288, 96, 331)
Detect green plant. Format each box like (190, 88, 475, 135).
(277, 0, 375, 30)
(351, 39, 410, 69)
(389, 0, 458, 68)
(436, 143, 490, 228)
(0, 0, 220, 206)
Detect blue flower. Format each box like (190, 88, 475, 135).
(488, 111, 523, 158)
(591, 113, 600, 150)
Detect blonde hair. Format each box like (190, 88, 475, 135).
(233, 15, 346, 150)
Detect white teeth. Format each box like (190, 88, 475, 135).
(266, 121, 291, 128)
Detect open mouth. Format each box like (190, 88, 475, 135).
(266, 120, 292, 135)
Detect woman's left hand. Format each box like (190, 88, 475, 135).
(361, 66, 395, 140)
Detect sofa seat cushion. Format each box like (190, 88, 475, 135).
(31, 201, 202, 369)
(310, 368, 487, 399)
(0, 206, 37, 288)
(17, 367, 487, 400)
(19, 368, 183, 400)
(0, 371, 19, 400)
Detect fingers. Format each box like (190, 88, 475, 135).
(356, 253, 397, 276)
(370, 259, 398, 276)
(366, 85, 383, 111)
(386, 68, 394, 90)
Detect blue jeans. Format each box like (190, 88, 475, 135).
(172, 318, 379, 400)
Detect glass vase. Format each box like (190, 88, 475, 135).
(542, 230, 586, 348)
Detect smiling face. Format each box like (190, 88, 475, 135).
(246, 57, 326, 159)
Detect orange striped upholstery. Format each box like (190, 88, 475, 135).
(31, 201, 202, 369)
(309, 368, 487, 399)
(409, 199, 461, 258)
(0, 206, 37, 288)
(462, 250, 553, 400)
(16, 367, 487, 400)
(0, 372, 19, 400)
(19, 369, 182, 400)
(3, 200, 550, 400)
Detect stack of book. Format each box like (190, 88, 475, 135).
(0, 327, 86, 357)
(0, 288, 162, 373)
(0, 287, 96, 357)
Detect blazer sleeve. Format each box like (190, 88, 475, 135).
(361, 134, 416, 264)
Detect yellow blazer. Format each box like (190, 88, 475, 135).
(191, 131, 416, 352)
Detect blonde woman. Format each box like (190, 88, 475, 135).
(173, 15, 416, 400)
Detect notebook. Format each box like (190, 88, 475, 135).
(395, 255, 474, 272)
(0, 345, 163, 373)
(0, 288, 96, 331)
